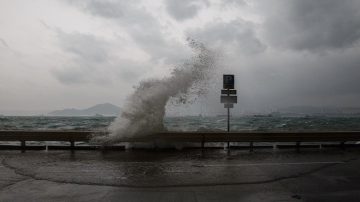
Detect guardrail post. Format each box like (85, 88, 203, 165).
(21, 140, 26, 153)
(296, 141, 300, 152)
(70, 140, 75, 150)
(201, 135, 205, 156)
(100, 145, 107, 153)
(250, 142, 254, 152)
(201, 135, 205, 149)
(340, 141, 346, 150)
(226, 138, 231, 156)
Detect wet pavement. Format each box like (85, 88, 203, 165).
(1, 148, 360, 201)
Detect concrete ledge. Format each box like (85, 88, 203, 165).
(1, 130, 360, 142)
(1, 130, 360, 151)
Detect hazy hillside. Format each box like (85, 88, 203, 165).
(48, 103, 121, 116)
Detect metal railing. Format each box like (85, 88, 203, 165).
(1, 130, 360, 151)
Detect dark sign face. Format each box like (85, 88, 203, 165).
(221, 89, 237, 95)
(223, 74, 234, 89)
(220, 95, 237, 104)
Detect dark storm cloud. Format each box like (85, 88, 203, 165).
(250, 0, 360, 108)
(233, 47, 360, 109)
(288, 51, 360, 97)
(58, 0, 360, 110)
(68, 0, 188, 63)
(188, 19, 266, 54)
(53, 30, 150, 85)
(165, 0, 209, 21)
(264, 0, 360, 51)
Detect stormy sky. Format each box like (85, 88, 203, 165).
(1, 0, 360, 115)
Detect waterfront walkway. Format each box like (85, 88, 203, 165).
(1, 149, 360, 201)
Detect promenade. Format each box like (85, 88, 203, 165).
(1, 148, 360, 201)
(1, 131, 360, 201)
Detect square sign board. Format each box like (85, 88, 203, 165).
(223, 74, 234, 89)
(221, 95, 237, 104)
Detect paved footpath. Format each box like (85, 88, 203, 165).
(1, 148, 360, 202)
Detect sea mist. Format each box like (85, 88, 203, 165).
(92, 39, 217, 144)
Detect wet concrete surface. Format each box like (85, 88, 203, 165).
(1, 148, 360, 201)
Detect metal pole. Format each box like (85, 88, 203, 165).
(70, 140, 75, 150)
(227, 107, 230, 132)
(227, 88, 230, 149)
(21, 140, 26, 153)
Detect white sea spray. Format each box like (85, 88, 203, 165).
(92, 39, 218, 144)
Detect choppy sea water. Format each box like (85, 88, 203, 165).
(1, 116, 360, 132)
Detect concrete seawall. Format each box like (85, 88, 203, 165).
(1, 130, 360, 151)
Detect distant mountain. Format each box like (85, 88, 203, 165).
(48, 103, 121, 116)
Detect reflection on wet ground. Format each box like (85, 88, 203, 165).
(1, 148, 360, 201)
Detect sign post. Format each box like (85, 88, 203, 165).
(221, 74, 237, 151)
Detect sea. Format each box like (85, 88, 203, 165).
(1, 116, 360, 132)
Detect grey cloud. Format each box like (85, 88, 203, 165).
(83, 1, 124, 18)
(68, 0, 188, 63)
(38, 20, 115, 85)
(165, 0, 209, 21)
(264, 0, 360, 51)
(53, 60, 145, 86)
(53, 30, 150, 85)
(67, 0, 127, 19)
(188, 19, 266, 55)
(220, 0, 246, 7)
(52, 31, 110, 84)
(287, 52, 360, 97)
(56, 31, 108, 63)
(51, 62, 109, 85)
(115, 60, 151, 82)
(52, 67, 89, 84)
(228, 47, 360, 110)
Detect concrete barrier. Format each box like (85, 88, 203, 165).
(1, 130, 360, 151)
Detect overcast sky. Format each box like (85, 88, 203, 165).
(1, 0, 360, 115)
